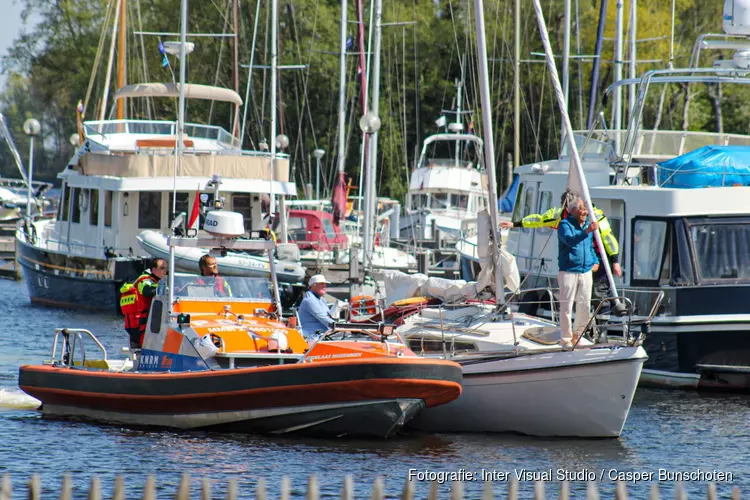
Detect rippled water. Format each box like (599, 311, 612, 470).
(0, 278, 747, 499)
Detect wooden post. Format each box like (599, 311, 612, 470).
(27, 474, 40, 500)
(370, 477, 384, 500)
(175, 473, 190, 500)
(481, 480, 493, 500)
(225, 478, 237, 500)
(427, 480, 438, 500)
(615, 480, 628, 500)
(559, 480, 569, 500)
(58, 473, 71, 500)
(649, 483, 659, 500)
(674, 482, 685, 500)
(587, 481, 600, 500)
(87, 475, 100, 500)
(14, 233, 20, 281)
(113, 475, 125, 500)
(255, 478, 266, 500)
(707, 483, 717, 500)
(341, 476, 353, 500)
(280, 476, 290, 500)
(534, 480, 544, 500)
(508, 479, 518, 500)
(0, 474, 11, 500)
(306, 475, 318, 500)
(732, 485, 741, 500)
(400, 476, 414, 500)
(143, 475, 156, 500)
(201, 478, 211, 500)
(450, 481, 463, 500)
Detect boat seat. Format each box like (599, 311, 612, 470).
(521, 326, 563, 345)
(136, 137, 195, 149)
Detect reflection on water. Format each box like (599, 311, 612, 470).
(0, 280, 747, 499)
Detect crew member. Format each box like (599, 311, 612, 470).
(198, 254, 232, 297)
(120, 258, 167, 349)
(298, 274, 334, 341)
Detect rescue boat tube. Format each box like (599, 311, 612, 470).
(137, 230, 305, 283)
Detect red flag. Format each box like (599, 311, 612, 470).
(187, 186, 201, 229)
(331, 172, 347, 226)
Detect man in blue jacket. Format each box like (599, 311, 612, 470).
(558, 195, 599, 347)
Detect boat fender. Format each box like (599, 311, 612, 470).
(194, 334, 219, 358)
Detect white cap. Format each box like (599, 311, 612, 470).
(309, 274, 330, 286)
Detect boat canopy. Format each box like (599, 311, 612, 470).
(657, 145, 750, 188)
(114, 83, 243, 106)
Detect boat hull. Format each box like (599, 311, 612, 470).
(19, 358, 462, 438)
(16, 233, 145, 313)
(410, 346, 646, 438)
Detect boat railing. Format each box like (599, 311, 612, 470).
(38, 235, 133, 259)
(83, 120, 240, 149)
(46, 328, 108, 368)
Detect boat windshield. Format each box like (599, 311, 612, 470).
(166, 275, 274, 300)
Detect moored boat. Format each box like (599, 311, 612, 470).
(18, 214, 462, 438)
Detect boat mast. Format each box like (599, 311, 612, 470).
(99, 0, 122, 121)
(529, 0, 618, 300)
(116, 0, 126, 120)
(513, 0, 520, 169)
(363, 0, 382, 269)
(269, 0, 289, 243)
(472, 0, 503, 298)
(170, 0, 189, 311)
(561, 0, 570, 142)
(614, 0, 624, 151)
(628, 0, 637, 122)
(232, 0, 240, 137)
(337, 0, 348, 177)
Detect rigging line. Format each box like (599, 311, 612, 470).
(83, 0, 115, 117)
(447, 0, 464, 84)
(260, 0, 270, 139)
(411, 0, 419, 164)
(240, 0, 262, 149)
(209, 0, 233, 124)
(574, 0, 584, 129)
(134, 0, 152, 119)
(99, 0, 122, 121)
(401, 27, 409, 188)
(291, 0, 323, 184)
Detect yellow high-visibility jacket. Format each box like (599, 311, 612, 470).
(513, 206, 619, 259)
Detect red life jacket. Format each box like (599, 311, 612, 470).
(120, 273, 155, 329)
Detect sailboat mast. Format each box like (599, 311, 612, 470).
(116, 0, 126, 120)
(561, 0, 570, 140)
(472, 0, 503, 298)
(455, 61, 463, 169)
(363, 0, 382, 269)
(530, 0, 618, 300)
(232, 0, 240, 137)
(513, 0, 520, 168)
(614, 0, 624, 149)
(337, 0, 348, 175)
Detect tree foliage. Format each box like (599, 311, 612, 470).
(0, 0, 739, 201)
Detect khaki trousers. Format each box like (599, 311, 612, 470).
(558, 270, 593, 343)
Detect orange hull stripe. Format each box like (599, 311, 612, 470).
(163, 328, 183, 354)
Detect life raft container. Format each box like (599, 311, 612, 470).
(350, 295, 378, 315)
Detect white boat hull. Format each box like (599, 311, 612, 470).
(137, 230, 305, 283)
(411, 345, 646, 437)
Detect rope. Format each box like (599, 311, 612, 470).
(82, 0, 115, 117)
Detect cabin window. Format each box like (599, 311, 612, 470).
(59, 185, 71, 221)
(322, 219, 336, 239)
(411, 194, 427, 210)
(407, 338, 477, 353)
(168, 192, 190, 226)
(522, 187, 534, 217)
(104, 191, 112, 227)
(138, 192, 162, 229)
(608, 217, 622, 265)
(451, 194, 469, 209)
(430, 193, 449, 209)
(89, 190, 99, 226)
(287, 216, 308, 241)
(688, 219, 750, 281)
(632, 219, 667, 281)
(232, 194, 253, 230)
(71, 188, 81, 223)
(149, 300, 163, 334)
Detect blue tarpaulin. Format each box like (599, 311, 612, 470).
(499, 173, 520, 212)
(657, 145, 750, 188)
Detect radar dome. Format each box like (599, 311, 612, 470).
(724, 0, 750, 35)
(203, 211, 245, 238)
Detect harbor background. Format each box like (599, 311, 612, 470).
(0, 278, 746, 499)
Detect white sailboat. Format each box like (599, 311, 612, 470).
(390, 0, 647, 438)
